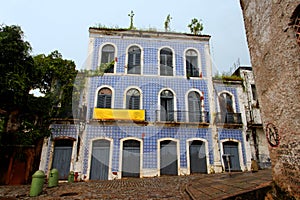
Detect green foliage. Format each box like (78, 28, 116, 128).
(164, 14, 172, 32)
(188, 18, 204, 35)
(0, 25, 35, 109)
(33, 51, 77, 118)
(0, 25, 78, 146)
(81, 60, 115, 77)
(128, 10, 136, 30)
(213, 71, 243, 81)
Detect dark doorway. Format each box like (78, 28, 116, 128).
(52, 139, 73, 179)
(189, 140, 207, 173)
(122, 140, 141, 178)
(160, 140, 178, 175)
(223, 141, 241, 172)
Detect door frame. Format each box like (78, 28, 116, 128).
(88, 137, 113, 180)
(220, 139, 245, 171)
(49, 137, 75, 179)
(119, 137, 143, 178)
(186, 138, 210, 174)
(157, 138, 180, 176)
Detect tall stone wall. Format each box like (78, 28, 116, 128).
(240, 0, 300, 198)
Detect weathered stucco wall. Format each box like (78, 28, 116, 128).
(240, 0, 300, 198)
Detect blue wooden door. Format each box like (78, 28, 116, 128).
(52, 139, 73, 179)
(122, 140, 140, 177)
(189, 140, 207, 173)
(160, 140, 178, 175)
(90, 140, 110, 180)
(223, 141, 241, 171)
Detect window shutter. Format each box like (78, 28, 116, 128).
(127, 95, 140, 109)
(188, 92, 202, 122)
(167, 54, 173, 67)
(97, 95, 112, 108)
(97, 95, 105, 108)
(168, 98, 174, 121)
(105, 95, 112, 108)
(132, 96, 140, 109)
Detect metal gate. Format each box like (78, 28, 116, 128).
(160, 140, 178, 175)
(90, 139, 110, 180)
(52, 139, 73, 179)
(223, 141, 241, 171)
(122, 140, 140, 177)
(189, 140, 207, 173)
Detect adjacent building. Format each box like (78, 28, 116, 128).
(39, 28, 270, 181)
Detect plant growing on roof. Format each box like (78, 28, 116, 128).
(128, 10, 136, 30)
(188, 18, 204, 35)
(164, 14, 172, 32)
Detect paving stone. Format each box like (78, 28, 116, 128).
(0, 169, 272, 200)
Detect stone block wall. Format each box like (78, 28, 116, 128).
(240, 0, 300, 198)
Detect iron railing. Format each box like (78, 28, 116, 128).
(215, 112, 242, 124)
(155, 110, 209, 123)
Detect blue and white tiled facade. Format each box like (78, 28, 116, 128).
(39, 29, 252, 180)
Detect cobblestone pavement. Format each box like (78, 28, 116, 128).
(0, 169, 272, 200)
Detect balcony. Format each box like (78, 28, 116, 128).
(215, 112, 242, 125)
(155, 110, 209, 124)
(93, 108, 145, 121)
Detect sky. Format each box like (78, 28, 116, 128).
(1, 0, 251, 73)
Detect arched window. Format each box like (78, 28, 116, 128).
(188, 91, 202, 122)
(126, 89, 141, 109)
(97, 88, 112, 108)
(219, 92, 234, 114)
(160, 90, 174, 121)
(218, 92, 235, 123)
(127, 46, 141, 74)
(100, 44, 115, 73)
(186, 49, 199, 78)
(160, 48, 173, 76)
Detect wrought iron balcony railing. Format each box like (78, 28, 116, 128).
(215, 112, 242, 124)
(155, 110, 209, 123)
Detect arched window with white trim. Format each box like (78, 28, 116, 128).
(100, 44, 115, 73)
(126, 88, 141, 110)
(160, 48, 173, 76)
(127, 46, 141, 74)
(186, 49, 199, 78)
(97, 87, 112, 108)
(188, 91, 202, 122)
(160, 90, 174, 121)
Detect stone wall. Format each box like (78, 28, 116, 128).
(240, 0, 300, 198)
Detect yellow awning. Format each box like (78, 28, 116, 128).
(93, 108, 145, 121)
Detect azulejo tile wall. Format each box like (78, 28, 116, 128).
(218, 128, 246, 166)
(43, 124, 78, 173)
(81, 124, 213, 175)
(40, 30, 251, 179)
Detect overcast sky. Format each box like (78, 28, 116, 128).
(1, 0, 251, 73)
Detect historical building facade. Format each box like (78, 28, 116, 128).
(39, 28, 269, 181)
(232, 67, 271, 169)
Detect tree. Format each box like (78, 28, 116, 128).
(0, 25, 36, 112)
(33, 51, 77, 119)
(0, 25, 77, 146)
(188, 18, 204, 35)
(164, 14, 172, 32)
(0, 25, 78, 184)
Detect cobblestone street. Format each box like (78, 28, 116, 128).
(0, 169, 272, 200)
